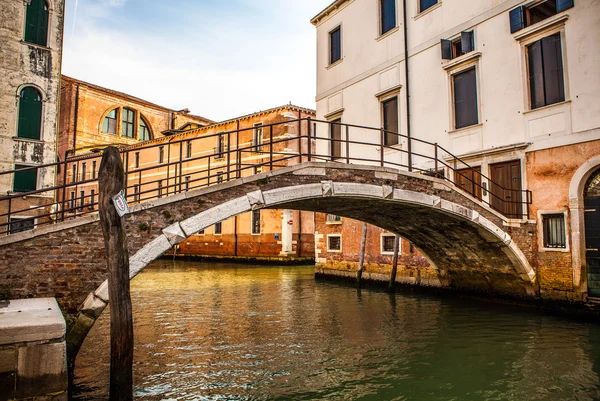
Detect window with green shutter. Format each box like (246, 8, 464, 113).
(122, 108, 135, 138)
(17, 87, 43, 140)
(24, 0, 49, 47)
(13, 165, 37, 193)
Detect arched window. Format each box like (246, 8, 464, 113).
(24, 0, 49, 47)
(102, 109, 117, 135)
(139, 117, 151, 141)
(17, 87, 43, 140)
(122, 108, 135, 138)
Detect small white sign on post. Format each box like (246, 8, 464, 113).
(112, 190, 130, 217)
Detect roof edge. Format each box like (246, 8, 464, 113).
(311, 0, 350, 25)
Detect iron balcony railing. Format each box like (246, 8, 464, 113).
(0, 118, 532, 235)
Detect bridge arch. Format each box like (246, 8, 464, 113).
(67, 164, 536, 362)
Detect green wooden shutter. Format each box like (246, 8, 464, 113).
(461, 31, 475, 54)
(441, 39, 453, 60)
(18, 87, 43, 140)
(25, 0, 48, 46)
(509, 6, 525, 33)
(556, 0, 574, 13)
(13, 165, 38, 193)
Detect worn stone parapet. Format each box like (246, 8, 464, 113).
(0, 298, 67, 401)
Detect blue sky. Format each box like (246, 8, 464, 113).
(62, 0, 331, 122)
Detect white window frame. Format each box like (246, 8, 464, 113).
(7, 215, 36, 234)
(446, 57, 483, 134)
(380, 233, 400, 255)
(326, 214, 343, 225)
(377, 0, 399, 39)
(251, 209, 261, 235)
(327, 234, 342, 253)
(253, 122, 263, 152)
(327, 24, 343, 68)
(214, 221, 223, 236)
(537, 210, 569, 252)
(416, 0, 441, 18)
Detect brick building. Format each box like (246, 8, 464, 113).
(312, 0, 600, 301)
(0, 0, 65, 233)
(59, 89, 316, 260)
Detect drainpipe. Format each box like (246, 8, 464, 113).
(403, 0, 413, 171)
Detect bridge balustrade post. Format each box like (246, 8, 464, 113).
(434, 144, 439, 178)
(298, 118, 302, 164)
(269, 125, 274, 171)
(178, 141, 183, 193)
(227, 131, 231, 181)
(346, 125, 350, 165)
(380, 127, 385, 167)
(307, 117, 312, 162)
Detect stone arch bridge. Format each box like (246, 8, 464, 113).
(0, 162, 537, 360)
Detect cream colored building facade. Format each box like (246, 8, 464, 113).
(0, 0, 65, 232)
(312, 0, 600, 301)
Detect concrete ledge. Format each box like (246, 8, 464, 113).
(0, 299, 65, 346)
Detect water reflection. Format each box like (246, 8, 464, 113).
(73, 260, 600, 400)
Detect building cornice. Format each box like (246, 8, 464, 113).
(311, 0, 352, 26)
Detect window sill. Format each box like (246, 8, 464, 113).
(414, 2, 441, 20)
(326, 59, 343, 70)
(20, 40, 51, 51)
(539, 247, 569, 253)
(376, 26, 399, 42)
(381, 252, 397, 256)
(522, 100, 571, 115)
(327, 250, 342, 253)
(326, 221, 343, 225)
(448, 123, 483, 135)
(12, 137, 44, 144)
(442, 52, 481, 71)
(514, 14, 569, 42)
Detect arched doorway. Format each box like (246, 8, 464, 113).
(585, 168, 600, 298)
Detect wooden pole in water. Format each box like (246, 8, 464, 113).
(356, 222, 368, 287)
(99, 146, 133, 401)
(388, 235, 400, 292)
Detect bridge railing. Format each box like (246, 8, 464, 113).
(0, 118, 532, 235)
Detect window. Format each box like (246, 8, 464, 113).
(330, 119, 342, 159)
(251, 210, 261, 234)
(90, 190, 95, 210)
(133, 185, 140, 202)
(254, 166, 263, 175)
(527, 33, 565, 110)
(158, 180, 163, 198)
(79, 190, 85, 212)
(381, 0, 396, 35)
(329, 26, 341, 65)
(326, 214, 342, 224)
(139, 117, 151, 141)
(543, 214, 566, 249)
(382, 97, 399, 146)
(92, 161, 97, 179)
(134, 152, 140, 169)
(215, 134, 226, 159)
(13, 165, 37, 193)
(102, 109, 117, 135)
(441, 31, 474, 60)
(381, 234, 397, 254)
(510, 0, 574, 33)
(71, 164, 77, 183)
(8, 217, 35, 234)
(158, 146, 165, 164)
(17, 87, 43, 140)
(24, 0, 49, 47)
(122, 108, 135, 138)
(69, 191, 76, 212)
(186, 141, 193, 159)
(81, 162, 87, 181)
(253, 123, 263, 152)
(217, 172, 224, 184)
(419, 0, 438, 13)
(184, 176, 191, 191)
(327, 235, 342, 252)
(214, 222, 222, 235)
(453, 67, 479, 129)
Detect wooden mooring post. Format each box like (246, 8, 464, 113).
(388, 235, 400, 292)
(356, 222, 368, 288)
(99, 146, 134, 401)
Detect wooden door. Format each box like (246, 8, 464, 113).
(490, 160, 522, 218)
(585, 170, 600, 298)
(456, 167, 482, 200)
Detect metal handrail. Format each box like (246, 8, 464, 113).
(0, 117, 532, 234)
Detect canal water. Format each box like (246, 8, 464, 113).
(73, 260, 600, 400)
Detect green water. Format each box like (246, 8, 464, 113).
(73, 260, 600, 400)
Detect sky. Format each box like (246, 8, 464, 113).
(62, 0, 332, 122)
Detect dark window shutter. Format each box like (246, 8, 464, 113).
(383, 97, 399, 146)
(441, 39, 453, 60)
(461, 31, 474, 54)
(381, 0, 396, 34)
(18, 87, 43, 140)
(556, 0, 574, 13)
(509, 6, 525, 33)
(330, 27, 341, 64)
(454, 68, 478, 129)
(25, 0, 48, 46)
(13, 165, 38, 193)
(527, 40, 545, 109)
(541, 33, 565, 106)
